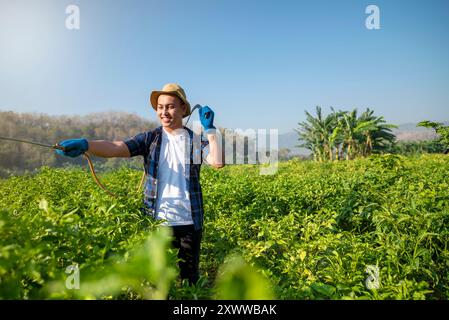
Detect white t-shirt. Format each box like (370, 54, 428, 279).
(155, 128, 194, 226)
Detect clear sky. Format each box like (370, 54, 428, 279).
(1, 0, 448, 133)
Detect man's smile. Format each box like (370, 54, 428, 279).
(161, 116, 172, 124)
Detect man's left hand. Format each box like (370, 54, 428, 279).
(199, 106, 216, 132)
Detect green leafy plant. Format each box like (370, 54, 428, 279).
(1, 154, 448, 300)
(417, 121, 449, 151)
(214, 254, 274, 300)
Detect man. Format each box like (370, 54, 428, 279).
(56, 83, 224, 285)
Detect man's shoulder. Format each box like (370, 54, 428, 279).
(141, 126, 162, 140)
(147, 126, 162, 134)
(125, 127, 161, 146)
(123, 127, 162, 157)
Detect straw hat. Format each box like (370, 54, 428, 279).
(150, 83, 191, 118)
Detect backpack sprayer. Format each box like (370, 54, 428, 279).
(0, 105, 205, 197)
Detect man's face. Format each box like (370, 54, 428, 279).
(156, 94, 186, 129)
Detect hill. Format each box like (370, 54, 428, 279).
(0, 110, 158, 177)
(0, 110, 447, 174)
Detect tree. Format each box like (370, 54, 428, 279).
(296, 107, 397, 161)
(417, 121, 449, 153)
(357, 108, 397, 156)
(278, 148, 292, 161)
(295, 106, 339, 162)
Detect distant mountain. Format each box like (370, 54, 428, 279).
(278, 131, 309, 155)
(392, 122, 448, 141)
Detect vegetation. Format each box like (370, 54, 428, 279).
(1, 111, 446, 177)
(1, 154, 448, 300)
(296, 107, 397, 161)
(417, 121, 449, 153)
(384, 140, 445, 155)
(0, 111, 158, 178)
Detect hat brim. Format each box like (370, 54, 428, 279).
(150, 91, 191, 118)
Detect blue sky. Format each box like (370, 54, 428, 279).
(0, 0, 448, 133)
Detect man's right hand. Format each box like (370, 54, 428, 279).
(56, 138, 88, 158)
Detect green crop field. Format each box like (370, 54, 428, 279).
(0, 154, 448, 300)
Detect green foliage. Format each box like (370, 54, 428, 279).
(417, 121, 449, 150)
(214, 255, 274, 300)
(201, 154, 449, 300)
(384, 140, 445, 155)
(45, 227, 178, 299)
(0, 167, 163, 299)
(1, 155, 449, 300)
(296, 107, 397, 161)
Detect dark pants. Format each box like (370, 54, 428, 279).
(171, 225, 202, 285)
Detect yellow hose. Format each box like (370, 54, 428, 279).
(83, 152, 146, 197)
(83, 153, 118, 197)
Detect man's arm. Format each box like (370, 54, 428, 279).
(205, 133, 224, 169)
(56, 133, 146, 159)
(198, 105, 224, 169)
(87, 140, 130, 158)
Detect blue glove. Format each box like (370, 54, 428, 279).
(199, 105, 216, 132)
(55, 138, 88, 158)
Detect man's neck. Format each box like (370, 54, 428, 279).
(163, 124, 184, 135)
